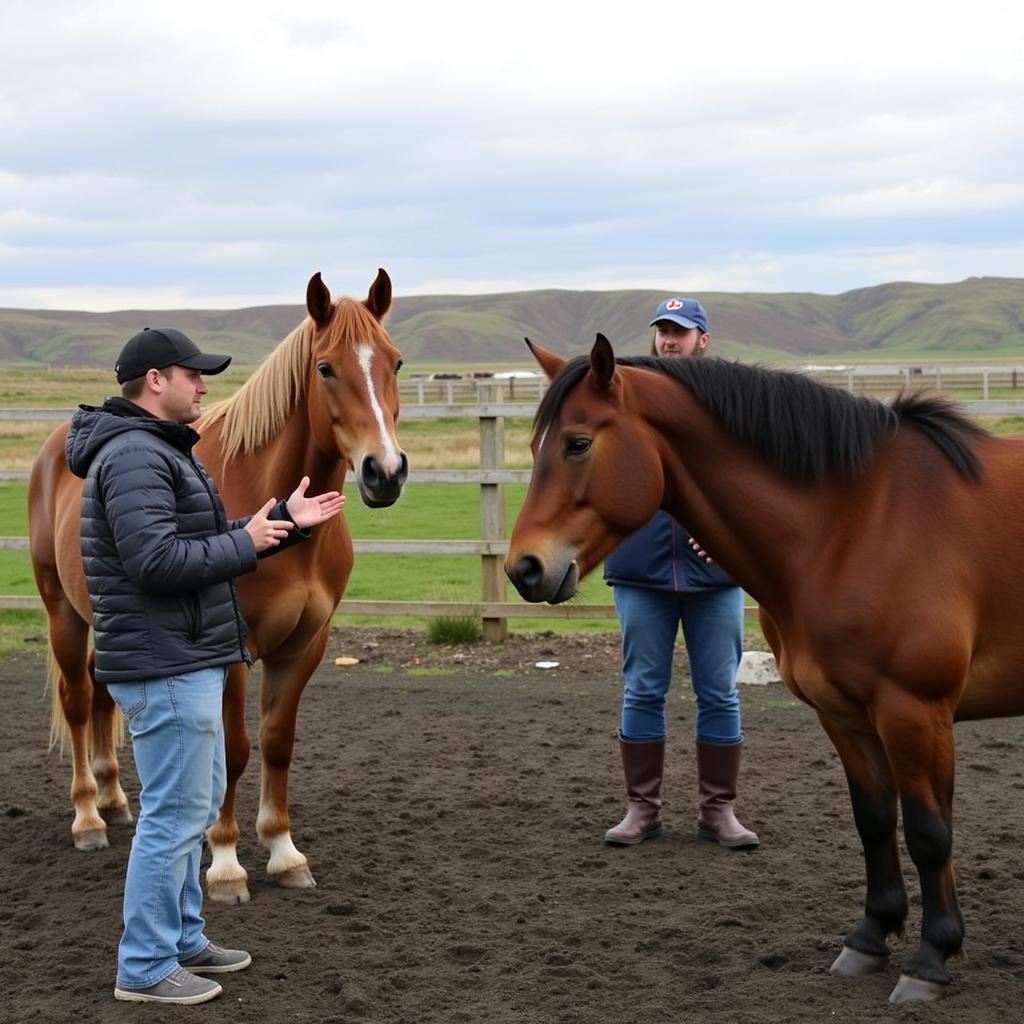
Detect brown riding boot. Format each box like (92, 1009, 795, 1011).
(604, 736, 665, 845)
(696, 739, 759, 849)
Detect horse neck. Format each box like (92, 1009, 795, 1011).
(200, 393, 346, 508)
(633, 373, 830, 609)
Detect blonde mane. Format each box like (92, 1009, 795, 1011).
(198, 300, 389, 460)
(198, 319, 314, 460)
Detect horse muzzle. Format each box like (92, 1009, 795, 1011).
(356, 451, 409, 508)
(505, 553, 579, 605)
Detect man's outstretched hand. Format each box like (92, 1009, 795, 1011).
(245, 499, 295, 552)
(286, 476, 346, 528)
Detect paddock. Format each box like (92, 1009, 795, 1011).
(3, 628, 1023, 1024)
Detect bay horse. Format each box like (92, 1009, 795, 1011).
(29, 269, 408, 903)
(505, 334, 1024, 1004)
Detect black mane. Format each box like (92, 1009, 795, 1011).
(533, 355, 986, 483)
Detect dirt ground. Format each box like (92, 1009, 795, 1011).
(3, 627, 1024, 1024)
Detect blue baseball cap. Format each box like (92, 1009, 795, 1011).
(649, 297, 709, 333)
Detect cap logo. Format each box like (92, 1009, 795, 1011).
(665, 299, 683, 310)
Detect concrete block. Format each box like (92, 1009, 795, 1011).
(737, 651, 780, 686)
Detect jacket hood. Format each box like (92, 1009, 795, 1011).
(65, 398, 199, 478)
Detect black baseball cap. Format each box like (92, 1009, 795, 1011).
(115, 327, 232, 384)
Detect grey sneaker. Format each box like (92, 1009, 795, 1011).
(180, 941, 252, 974)
(114, 966, 222, 1004)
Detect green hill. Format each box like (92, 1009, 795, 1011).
(2, 276, 1023, 367)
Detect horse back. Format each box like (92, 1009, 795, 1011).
(950, 435, 1024, 718)
(773, 432, 1024, 722)
(28, 422, 91, 620)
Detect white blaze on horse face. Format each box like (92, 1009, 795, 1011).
(356, 344, 402, 475)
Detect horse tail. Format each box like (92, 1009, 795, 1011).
(46, 642, 125, 756)
(47, 642, 69, 755)
(109, 705, 126, 753)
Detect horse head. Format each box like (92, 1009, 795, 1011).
(505, 334, 664, 603)
(305, 269, 409, 507)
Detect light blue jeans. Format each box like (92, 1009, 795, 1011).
(106, 666, 227, 990)
(613, 584, 743, 743)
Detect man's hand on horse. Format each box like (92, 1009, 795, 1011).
(286, 476, 346, 528)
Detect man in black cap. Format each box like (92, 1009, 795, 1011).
(66, 327, 345, 1005)
(113, 327, 234, 423)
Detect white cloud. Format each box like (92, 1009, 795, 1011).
(1, 0, 1023, 308)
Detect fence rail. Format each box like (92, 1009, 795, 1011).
(4, 385, 1024, 631)
(396, 366, 1024, 405)
(4, 398, 1024, 428)
(0, 392, 615, 631)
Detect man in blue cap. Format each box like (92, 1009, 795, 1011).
(646, 296, 711, 356)
(602, 297, 759, 850)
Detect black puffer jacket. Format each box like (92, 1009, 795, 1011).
(66, 398, 304, 683)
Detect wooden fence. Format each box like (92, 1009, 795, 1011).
(398, 364, 1024, 405)
(4, 364, 1024, 417)
(0, 388, 618, 641)
(3, 379, 1024, 640)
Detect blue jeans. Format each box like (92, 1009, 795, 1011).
(106, 667, 227, 990)
(613, 584, 743, 744)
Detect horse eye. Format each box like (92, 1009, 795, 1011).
(395, 359, 404, 375)
(565, 436, 591, 457)
(317, 362, 335, 379)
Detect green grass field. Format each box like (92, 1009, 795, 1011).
(5, 394, 1020, 656)
(0, 480, 622, 655)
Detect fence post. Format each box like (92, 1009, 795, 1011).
(478, 384, 508, 642)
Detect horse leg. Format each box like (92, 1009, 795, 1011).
(256, 633, 329, 889)
(875, 697, 962, 1004)
(817, 713, 908, 978)
(87, 650, 132, 825)
(206, 661, 253, 904)
(45, 595, 109, 851)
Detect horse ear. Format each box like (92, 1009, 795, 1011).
(525, 338, 566, 380)
(366, 268, 392, 320)
(590, 333, 616, 392)
(306, 272, 333, 329)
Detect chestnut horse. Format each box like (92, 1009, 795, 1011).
(506, 334, 1024, 1004)
(29, 270, 407, 903)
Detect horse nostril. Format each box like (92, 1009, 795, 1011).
(512, 555, 544, 588)
(361, 453, 407, 490)
(361, 454, 382, 488)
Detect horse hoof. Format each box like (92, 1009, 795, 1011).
(889, 974, 948, 1004)
(207, 879, 251, 905)
(830, 946, 888, 977)
(100, 804, 134, 825)
(270, 864, 317, 889)
(74, 828, 109, 851)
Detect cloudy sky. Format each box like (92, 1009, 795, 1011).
(2, 0, 1023, 309)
